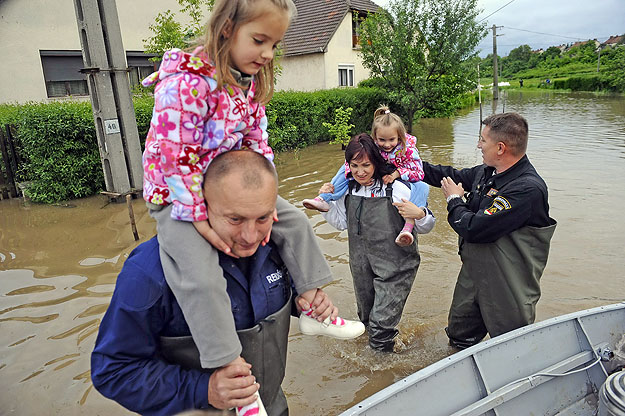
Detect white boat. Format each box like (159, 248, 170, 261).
(340, 303, 625, 416)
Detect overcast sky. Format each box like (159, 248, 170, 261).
(370, 0, 625, 57)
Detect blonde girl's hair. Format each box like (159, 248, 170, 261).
(202, 0, 297, 105)
(371, 106, 407, 148)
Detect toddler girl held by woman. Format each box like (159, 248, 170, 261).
(303, 106, 432, 246)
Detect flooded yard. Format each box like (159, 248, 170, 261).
(1, 90, 624, 414)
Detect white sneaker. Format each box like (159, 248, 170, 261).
(302, 197, 331, 212)
(299, 313, 365, 339)
(237, 395, 267, 416)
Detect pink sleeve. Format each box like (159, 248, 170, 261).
(395, 134, 425, 182)
(154, 72, 211, 222)
(242, 103, 274, 163)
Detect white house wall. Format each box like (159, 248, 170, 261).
(276, 53, 326, 91)
(0, 0, 190, 104)
(277, 13, 372, 92)
(323, 13, 370, 89)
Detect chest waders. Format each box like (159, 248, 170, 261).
(446, 222, 557, 349)
(345, 183, 420, 351)
(159, 291, 292, 416)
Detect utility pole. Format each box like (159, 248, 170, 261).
(73, 0, 143, 197)
(492, 24, 499, 100)
(597, 46, 602, 72)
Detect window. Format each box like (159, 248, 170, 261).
(40, 51, 89, 98)
(40, 50, 157, 98)
(352, 11, 368, 48)
(126, 51, 158, 87)
(338, 65, 354, 87)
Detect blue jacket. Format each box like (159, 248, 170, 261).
(91, 237, 291, 415)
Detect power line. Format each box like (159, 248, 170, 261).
(503, 26, 586, 41)
(478, 0, 517, 23)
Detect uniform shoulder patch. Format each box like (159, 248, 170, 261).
(484, 196, 511, 216)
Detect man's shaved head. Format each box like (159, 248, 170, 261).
(204, 150, 278, 195)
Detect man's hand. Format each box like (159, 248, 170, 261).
(382, 170, 400, 185)
(193, 220, 239, 258)
(393, 198, 425, 220)
(440, 177, 465, 199)
(296, 288, 338, 323)
(319, 182, 334, 194)
(208, 357, 259, 410)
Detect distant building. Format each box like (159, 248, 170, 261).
(0, 0, 185, 104)
(568, 39, 600, 51)
(278, 0, 380, 91)
(603, 35, 624, 47)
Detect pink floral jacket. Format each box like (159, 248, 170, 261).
(141, 48, 273, 222)
(345, 133, 424, 182)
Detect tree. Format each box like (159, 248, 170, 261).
(357, 0, 486, 131)
(503, 44, 532, 75)
(143, 0, 214, 61)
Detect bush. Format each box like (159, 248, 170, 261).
(552, 75, 603, 91)
(1, 86, 387, 202)
(10, 101, 104, 203)
(133, 96, 155, 148)
(265, 87, 386, 151)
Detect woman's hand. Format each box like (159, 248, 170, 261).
(318, 182, 334, 194)
(392, 198, 426, 220)
(193, 220, 239, 258)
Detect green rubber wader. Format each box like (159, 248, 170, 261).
(447, 221, 557, 347)
(159, 293, 292, 416)
(345, 186, 420, 351)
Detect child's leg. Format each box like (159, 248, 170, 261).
(273, 197, 365, 339)
(319, 164, 349, 202)
(151, 205, 242, 368)
(409, 181, 430, 207)
(273, 197, 334, 292)
(395, 218, 415, 247)
(303, 165, 349, 212)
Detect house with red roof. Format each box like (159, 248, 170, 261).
(277, 0, 380, 91)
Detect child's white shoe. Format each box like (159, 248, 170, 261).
(395, 230, 414, 247)
(236, 395, 267, 416)
(302, 197, 330, 212)
(299, 313, 365, 339)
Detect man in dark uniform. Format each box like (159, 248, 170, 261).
(90, 151, 338, 415)
(422, 112, 557, 349)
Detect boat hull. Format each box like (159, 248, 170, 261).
(340, 303, 625, 416)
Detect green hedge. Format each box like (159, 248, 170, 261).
(265, 87, 386, 151)
(0, 87, 386, 202)
(6, 102, 104, 203)
(552, 75, 603, 91)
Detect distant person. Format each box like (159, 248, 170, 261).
(421, 113, 557, 349)
(91, 150, 351, 415)
(303, 106, 431, 247)
(319, 133, 435, 352)
(519, 78, 524, 88)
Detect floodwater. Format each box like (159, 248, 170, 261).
(1, 90, 624, 415)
